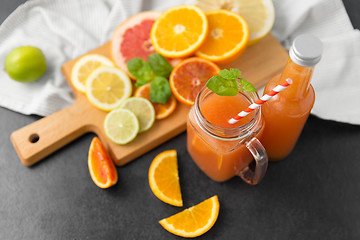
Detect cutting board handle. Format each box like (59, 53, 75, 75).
(11, 100, 91, 166)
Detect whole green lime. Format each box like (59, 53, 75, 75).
(4, 46, 47, 83)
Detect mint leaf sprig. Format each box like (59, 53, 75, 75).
(206, 68, 257, 96)
(150, 76, 172, 104)
(148, 53, 173, 78)
(127, 53, 173, 104)
(127, 58, 153, 87)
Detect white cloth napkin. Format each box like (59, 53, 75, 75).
(272, 0, 360, 125)
(0, 0, 359, 125)
(0, 0, 181, 116)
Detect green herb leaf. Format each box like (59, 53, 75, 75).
(127, 58, 154, 87)
(206, 75, 239, 96)
(239, 78, 257, 92)
(134, 78, 149, 87)
(218, 68, 242, 80)
(150, 76, 172, 104)
(218, 69, 235, 80)
(148, 53, 173, 78)
(230, 68, 241, 79)
(206, 68, 257, 96)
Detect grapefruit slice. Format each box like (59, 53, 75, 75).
(111, 11, 161, 79)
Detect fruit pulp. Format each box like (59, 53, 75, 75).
(120, 19, 155, 62)
(187, 91, 262, 182)
(169, 57, 220, 106)
(259, 61, 315, 161)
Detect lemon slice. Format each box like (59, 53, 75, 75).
(120, 97, 155, 133)
(104, 108, 139, 145)
(86, 66, 132, 111)
(187, 0, 275, 45)
(71, 54, 114, 93)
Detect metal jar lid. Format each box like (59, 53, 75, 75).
(289, 34, 323, 67)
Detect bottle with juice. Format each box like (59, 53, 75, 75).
(187, 86, 268, 185)
(260, 34, 323, 161)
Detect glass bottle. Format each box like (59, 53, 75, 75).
(260, 34, 323, 161)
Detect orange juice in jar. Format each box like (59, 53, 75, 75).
(187, 87, 268, 185)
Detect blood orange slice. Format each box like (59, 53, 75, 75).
(111, 11, 161, 78)
(169, 57, 220, 106)
(88, 137, 118, 188)
(134, 84, 177, 120)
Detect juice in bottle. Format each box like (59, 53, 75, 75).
(260, 34, 323, 161)
(187, 87, 267, 184)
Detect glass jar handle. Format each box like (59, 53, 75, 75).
(237, 137, 268, 185)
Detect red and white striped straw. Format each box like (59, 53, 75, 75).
(228, 78, 293, 124)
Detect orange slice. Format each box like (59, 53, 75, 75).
(148, 150, 183, 207)
(169, 57, 220, 106)
(134, 84, 177, 120)
(150, 5, 208, 58)
(88, 137, 118, 188)
(196, 9, 249, 64)
(159, 195, 220, 238)
(187, 0, 275, 45)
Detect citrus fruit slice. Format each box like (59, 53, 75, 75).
(134, 84, 177, 120)
(195, 9, 249, 64)
(71, 54, 114, 93)
(150, 5, 208, 58)
(86, 66, 132, 111)
(5, 46, 46, 83)
(88, 137, 118, 188)
(119, 97, 155, 133)
(148, 150, 183, 207)
(104, 108, 139, 145)
(187, 0, 275, 45)
(111, 11, 162, 78)
(169, 57, 220, 106)
(159, 195, 220, 238)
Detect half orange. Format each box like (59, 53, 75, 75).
(159, 195, 220, 238)
(196, 9, 249, 64)
(169, 57, 220, 106)
(150, 5, 208, 58)
(88, 137, 118, 188)
(134, 84, 177, 120)
(148, 150, 183, 207)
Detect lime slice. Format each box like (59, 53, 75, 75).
(104, 109, 139, 144)
(120, 97, 155, 133)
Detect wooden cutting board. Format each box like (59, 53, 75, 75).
(11, 33, 288, 167)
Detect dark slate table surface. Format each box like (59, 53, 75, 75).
(1, 0, 360, 239)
